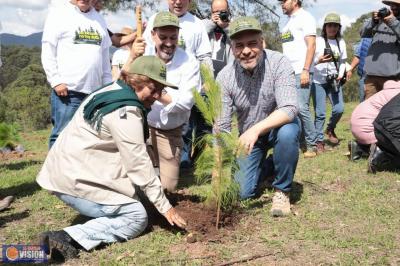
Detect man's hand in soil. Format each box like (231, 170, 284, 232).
(54, 83, 68, 97)
(163, 207, 187, 228)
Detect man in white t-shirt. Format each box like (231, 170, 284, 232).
(135, 12, 201, 192)
(279, 0, 317, 158)
(41, 0, 112, 148)
(143, 1, 212, 169)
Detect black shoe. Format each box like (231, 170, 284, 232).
(368, 144, 397, 174)
(349, 140, 370, 161)
(39, 230, 80, 262)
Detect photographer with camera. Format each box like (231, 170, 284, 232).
(311, 13, 347, 152)
(361, 0, 400, 99)
(203, 0, 234, 77)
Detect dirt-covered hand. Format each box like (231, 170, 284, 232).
(163, 207, 187, 228)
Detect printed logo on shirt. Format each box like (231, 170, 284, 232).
(74, 27, 102, 45)
(160, 65, 167, 79)
(281, 31, 294, 43)
(178, 35, 186, 50)
(333, 50, 340, 61)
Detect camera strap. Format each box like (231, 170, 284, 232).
(324, 37, 341, 73)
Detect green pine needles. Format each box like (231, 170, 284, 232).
(0, 122, 20, 149)
(193, 65, 242, 229)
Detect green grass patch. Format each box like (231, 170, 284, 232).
(0, 103, 399, 265)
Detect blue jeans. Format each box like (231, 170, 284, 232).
(54, 192, 148, 251)
(358, 75, 366, 102)
(311, 82, 344, 142)
(235, 118, 300, 199)
(181, 103, 211, 168)
(295, 74, 317, 149)
(49, 90, 87, 149)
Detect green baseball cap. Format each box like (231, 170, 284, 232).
(153, 11, 180, 29)
(324, 13, 341, 25)
(127, 56, 178, 89)
(229, 16, 262, 39)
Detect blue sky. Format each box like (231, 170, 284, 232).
(0, 0, 385, 36)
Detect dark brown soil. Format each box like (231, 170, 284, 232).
(143, 191, 243, 241)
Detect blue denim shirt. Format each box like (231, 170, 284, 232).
(355, 37, 372, 77)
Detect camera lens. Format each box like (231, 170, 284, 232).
(378, 7, 391, 18)
(219, 11, 230, 22)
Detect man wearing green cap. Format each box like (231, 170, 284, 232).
(216, 16, 300, 217)
(143, 0, 213, 171)
(36, 55, 186, 262)
(131, 11, 201, 192)
(361, 0, 400, 98)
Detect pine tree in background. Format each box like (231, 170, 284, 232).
(0, 123, 20, 149)
(193, 65, 242, 229)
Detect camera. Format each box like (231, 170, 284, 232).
(219, 11, 230, 22)
(377, 7, 391, 19)
(326, 74, 340, 92)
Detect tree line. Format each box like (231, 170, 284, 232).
(0, 45, 51, 130)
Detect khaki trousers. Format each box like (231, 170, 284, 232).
(364, 75, 392, 99)
(148, 126, 183, 192)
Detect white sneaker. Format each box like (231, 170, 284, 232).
(270, 191, 291, 217)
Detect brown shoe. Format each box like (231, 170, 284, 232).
(303, 148, 317, 158)
(0, 196, 14, 211)
(326, 129, 339, 144)
(316, 141, 325, 154)
(270, 191, 291, 217)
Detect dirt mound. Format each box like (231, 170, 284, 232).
(143, 192, 243, 241)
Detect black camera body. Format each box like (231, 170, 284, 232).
(326, 74, 340, 92)
(326, 73, 346, 92)
(326, 73, 338, 83)
(377, 7, 391, 19)
(219, 11, 230, 22)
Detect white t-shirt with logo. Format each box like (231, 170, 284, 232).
(281, 8, 316, 74)
(41, 2, 112, 94)
(143, 12, 212, 60)
(313, 37, 347, 85)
